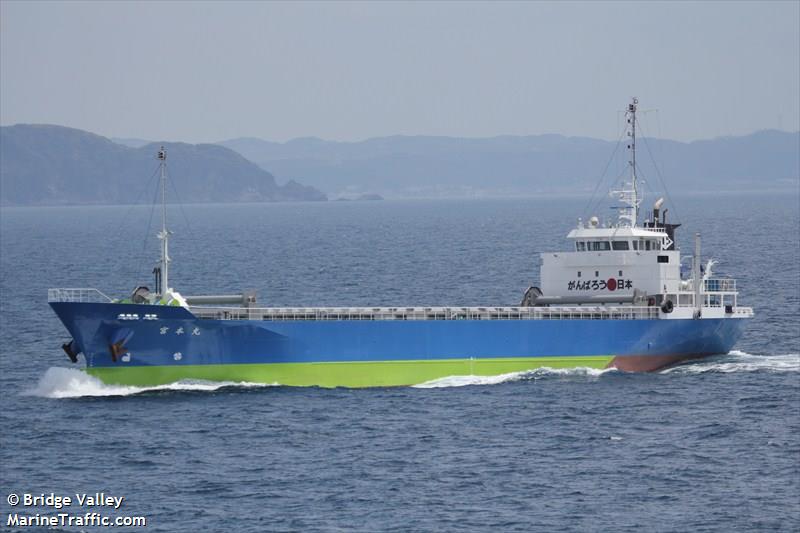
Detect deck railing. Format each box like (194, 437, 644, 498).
(671, 278, 739, 310)
(638, 226, 667, 234)
(704, 278, 736, 292)
(190, 305, 662, 322)
(48, 288, 113, 303)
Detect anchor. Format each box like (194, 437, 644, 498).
(107, 328, 134, 363)
(108, 341, 126, 362)
(61, 339, 80, 363)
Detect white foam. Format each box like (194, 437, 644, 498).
(529, 366, 617, 377)
(662, 351, 800, 375)
(412, 371, 525, 388)
(26, 367, 276, 399)
(412, 366, 616, 388)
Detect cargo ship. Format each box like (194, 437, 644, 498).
(49, 99, 753, 387)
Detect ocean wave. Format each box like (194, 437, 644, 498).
(662, 351, 800, 375)
(26, 367, 276, 399)
(413, 366, 616, 388)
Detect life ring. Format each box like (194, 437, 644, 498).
(660, 299, 674, 314)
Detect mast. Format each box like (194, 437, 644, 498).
(630, 97, 638, 220)
(693, 232, 702, 318)
(611, 97, 641, 227)
(157, 146, 170, 296)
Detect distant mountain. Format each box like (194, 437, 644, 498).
(219, 131, 800, 198)
(0, 125, 326, 205)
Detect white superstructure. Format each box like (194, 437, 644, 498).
(533, 98, 752, 321)
(541, 224, 679, 298)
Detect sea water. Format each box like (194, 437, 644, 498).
(1, 194, 798, 532)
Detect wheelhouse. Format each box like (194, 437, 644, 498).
(575, 237, 664, 252)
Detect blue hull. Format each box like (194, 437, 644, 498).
(50, 302, 747, 381)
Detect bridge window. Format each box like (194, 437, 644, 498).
(591, 241, 610, 251)
(576, 242, 586, 251)
(612, 241, 629, 250)
(632, 241, 638, 250)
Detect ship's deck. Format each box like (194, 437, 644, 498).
(189, 305, 663, 321)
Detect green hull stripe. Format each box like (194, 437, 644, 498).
(86, 356, 614, 388)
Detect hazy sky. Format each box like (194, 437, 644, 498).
(1, 1, 798, 143)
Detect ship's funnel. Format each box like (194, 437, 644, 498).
(653, 197, 665, 223)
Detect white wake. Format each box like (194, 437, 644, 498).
(662, 351, 800, 375)
(413, 366, 617, 388)
(26, 367, 275, 399)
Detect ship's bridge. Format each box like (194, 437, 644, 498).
(540, 222, 682, 303)
(566, 226, 672, 253)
